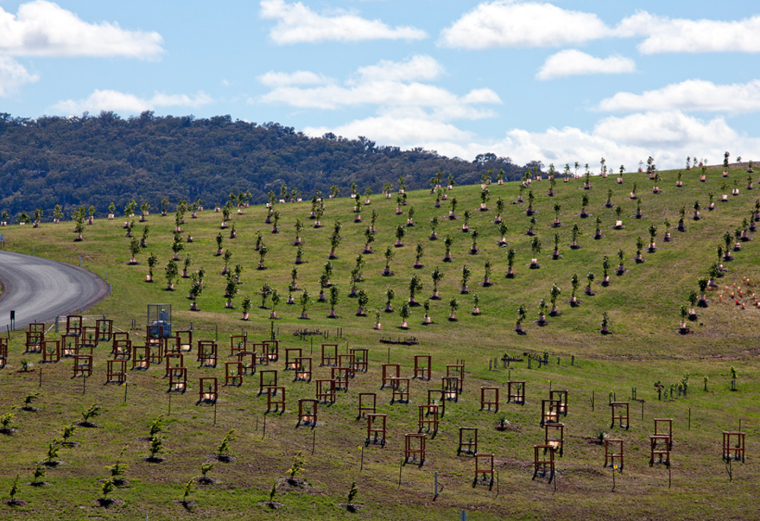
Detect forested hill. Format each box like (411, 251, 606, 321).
(0, 112, 529, 218)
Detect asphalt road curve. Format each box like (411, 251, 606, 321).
(0, 251, 109, 331)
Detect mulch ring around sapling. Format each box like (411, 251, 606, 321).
(173, 499, 198, 510)
(208, 454, 237, 463)
(277, 477, 312, 491)
(98, 478, 130, 488)
(337, 503, 365, 512)
(257, 501, 285, 509)
(94, 498, 125, 508)
(5, 499, 28, 507)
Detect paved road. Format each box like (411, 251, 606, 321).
(0, 251, 109, 331)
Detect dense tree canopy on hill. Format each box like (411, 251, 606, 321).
(0, 111, 532, 219)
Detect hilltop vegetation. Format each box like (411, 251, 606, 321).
(0, 112, 524, 218)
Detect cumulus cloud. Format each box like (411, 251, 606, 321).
(256, 55, 500, 118)
(258, 70, 333, 87)
(260, 0, 426, 44)
(618, 11, 760, 54)
(439, 1, 611, 49)
(536, 49, 635, 80)
(305, 117, 473, 146)
(0, 0, 163, 58)
(52, 89, 213, 115)
(599, 79, 760, 113)
(593, 111, 737, 147)
(307, 110, 759, 171)
(355, 55, 443, 83)
(0, 56, 38, 96)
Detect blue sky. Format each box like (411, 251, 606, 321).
(1, 0, 759, 169)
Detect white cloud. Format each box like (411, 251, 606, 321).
(305, 117, 472, 146)
(0, 0, 163, 58)
(258, 70, 333, 87)
(439, 1, 611, 49)
(355, 55, 443, 83)
(260, 0, 426, 44)
(306, 110, 760, 171)
(594, 111, 737, 147)
(537, 49, 635, 80)
(0, 56, 38, 96)
(618, 11, 760, 54)
(599, 79, 760, 113)
(256, 55, 500, 119)
(52, 89, 213, 115)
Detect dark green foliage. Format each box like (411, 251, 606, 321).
(0, 113, 525, 218)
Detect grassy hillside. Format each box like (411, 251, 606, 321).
(1, 165, 760, 520)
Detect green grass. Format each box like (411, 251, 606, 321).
(2, 165, 760, 519)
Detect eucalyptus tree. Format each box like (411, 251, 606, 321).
(406, 206, 415, 227)
(526, 190, 535, 216)
(570, 223, 581, 249)
(356, 289, 369, 316)
(413, 243, 425, 268)
(399, 303, 411, 329)
(449, 197, 458, 220)
(549, 283, 561, 315)
(469, 229, 479, 254)
(140, 225, 149, 248)
(171, 232, 183, 260)
(570, 274, 579, 306)
(328, 286, 340, 318)
(408, 275, 423, 306)
(515, 304, 526, 334)
(506, 247, 516, 278)
(431, 266, 444, 299)
(189, 272, 204, 311)
(593, 216, 603, 240)
(494, 196, 504, 223)
(648, 224, 658, 252)
(530, 237, 541, 268)
(537, 298, 548, 325)
(382, 246, 395, 276)
(128, 238, 140, 265)
(384, 287, 396, 312)
(498, 222, 509, 247)
(616, 249, 625, 275)
(553, 203, 562, 227)
(483, 260, 493, 286)
(443, 235, 454, 262)
(165, 260, 179, 291)
(429, 216, 439, 240)
(448, 298, 459, 321)
(552, 233, 561, 259)
(299, 289, 312, 319)
(394, 224, 406, 247)
(147, 253, 158, 282)
(225, 274, 238, 308)
(460, 264, 471, 294)
(293, 218, 304, 245)
(363, 226, 375, 253)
